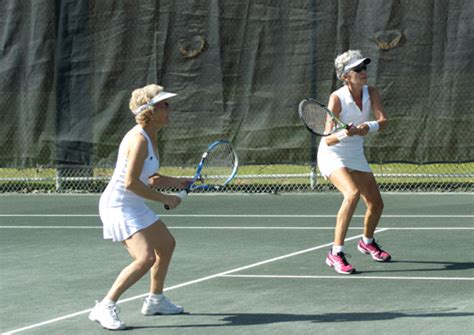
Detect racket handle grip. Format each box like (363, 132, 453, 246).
(164, 190, 189, 210)
(176, 190, 189, 200)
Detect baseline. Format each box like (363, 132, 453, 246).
(221, 274, 474, 282)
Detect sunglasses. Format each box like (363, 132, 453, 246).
(352, 64, 367, 73)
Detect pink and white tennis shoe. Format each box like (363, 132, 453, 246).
(326, 250, 356, 275)
(357, 239, 392, 262)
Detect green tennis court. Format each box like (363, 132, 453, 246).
(1, 193, 473, 334)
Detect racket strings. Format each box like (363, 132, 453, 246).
(201, 144, 237, 186)
(302, 103, 330, 135)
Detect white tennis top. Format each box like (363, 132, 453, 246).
(317, 85, 372, 178)
(99, 125, 160, 241)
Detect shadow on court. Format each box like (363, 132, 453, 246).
(359, 260, 474, 274)
(125, 308, 474, 330)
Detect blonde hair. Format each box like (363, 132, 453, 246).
(334, 50, 364, 82)
(129, 84, 163, 126)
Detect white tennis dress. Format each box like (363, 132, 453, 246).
(99, 125, 160, 242)
(317, 85, 373, 178)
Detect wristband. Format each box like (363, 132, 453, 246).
(364, 121, 379, 133)
(335, 131, 348, 142)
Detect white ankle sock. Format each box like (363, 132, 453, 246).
(101, 297, 116, 306)
(332, 245, 344, 255)
(363, 236, 374, 244)
(149, 293, 163, 301)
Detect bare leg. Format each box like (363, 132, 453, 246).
(148, 222, 176, 294)
(328, 168, 361, 246)
(351, 171, 384, 238)
(105, 220, 174, 301)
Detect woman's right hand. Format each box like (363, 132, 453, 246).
(163, 193, 182, 210)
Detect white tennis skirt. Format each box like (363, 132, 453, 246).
(317, 141, 371, 179)
(99, 202, 160, 242)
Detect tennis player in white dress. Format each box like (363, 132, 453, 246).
(318, 50, 392, 275)
(89, 84, 191, 330)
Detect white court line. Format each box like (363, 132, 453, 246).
(173, 227, 474, 231)
(1, 226, 473, 230)
(1, 230, 384, 334)
(0, 214, 473, 218)
(0, 226, 101, 229)
(221, 274, 474, 281)
(0, 192, 472, 198)
(0, 214, 98, 217)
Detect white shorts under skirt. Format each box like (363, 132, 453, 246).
(99, 203, 160, 242)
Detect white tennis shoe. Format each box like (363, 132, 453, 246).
(141, 295, 184, 315)
(89, 301, 126, 330)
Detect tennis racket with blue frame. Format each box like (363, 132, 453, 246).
(165, 140, 238, 210)
(298, 98, 351, 136)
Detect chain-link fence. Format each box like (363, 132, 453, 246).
(1, 1, 473, 193)
(1, 162, 472, 193)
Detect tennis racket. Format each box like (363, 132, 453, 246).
(164, 140, 238, 210)
(298, 98, 351, 136)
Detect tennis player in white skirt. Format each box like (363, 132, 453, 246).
(89, 84, 192, 330)
(317, 50, 392, 275)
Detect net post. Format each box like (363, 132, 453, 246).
(55, 168, 62, 191)
(310, 165, 318, 189)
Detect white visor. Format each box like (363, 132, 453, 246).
(343, 57, 371, 74)
(149, 91, 177, 105)
(133, 91, 177, 115)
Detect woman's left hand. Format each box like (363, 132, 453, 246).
(356, 123, 370, 136)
